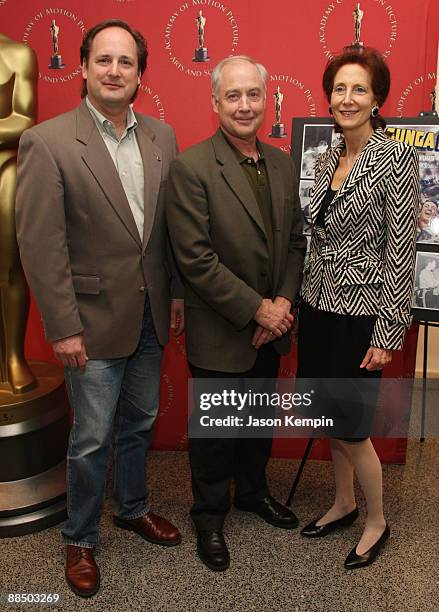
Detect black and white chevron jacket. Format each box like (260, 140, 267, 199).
(300, 128, 420, 350)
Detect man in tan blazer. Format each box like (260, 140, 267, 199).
(167, 56, 306, 571)
(16, 20, 183, 598)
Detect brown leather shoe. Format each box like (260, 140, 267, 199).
(65, 545, 100, 598)
(113, 512, 181, 546)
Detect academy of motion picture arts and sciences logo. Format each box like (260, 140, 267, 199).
(318, 0, 398, 60)
(164, 1, 240, 77)
(266, 77, 317, 153)
(22, 8, 86, 84)
(396, 72, 437, 118)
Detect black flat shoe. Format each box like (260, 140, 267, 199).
(344, 523, 390, 569)
(301, 507, 359, 538)
(197, 530, 230, 571)
(235, 496, 298, 529)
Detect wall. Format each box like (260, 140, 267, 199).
(1, 0, 438, 461)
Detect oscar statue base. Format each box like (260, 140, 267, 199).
(193, 48, 210, 62)
(270, 123, 287, 138)
(49, 54, 65, 69)
(0, 361, 69, 537)
(0, 462, 67, 537)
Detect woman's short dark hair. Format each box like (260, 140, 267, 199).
(322, 45, 390, 131)
(80, 19, 148, 100)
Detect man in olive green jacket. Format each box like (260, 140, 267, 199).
(167, 55, 306, 571)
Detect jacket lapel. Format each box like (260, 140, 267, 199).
(310, 141, 343, 223)
(331, 128, 388, 205)
(259, 141, 284, 232)
(76, 101, 142, 248)
(212, 129, 267, 238)
(259, 141, 285, 284)
(135, 117, 163, 251)
(310, 128, 388, 221)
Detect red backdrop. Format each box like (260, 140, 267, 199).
(2, 0, 437, 463)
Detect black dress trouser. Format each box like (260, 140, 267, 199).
(189, 344, 280, 531)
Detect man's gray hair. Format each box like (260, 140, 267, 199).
(211, 55, 267, 97)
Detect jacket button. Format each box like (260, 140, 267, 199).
(139, 286, 145, 292)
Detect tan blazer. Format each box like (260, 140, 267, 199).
(167, 129, 306, 372)
(16, 100, 181, 358)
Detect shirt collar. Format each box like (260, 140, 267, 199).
(219, 128, 264, 164)
(86, 96, 138, 138)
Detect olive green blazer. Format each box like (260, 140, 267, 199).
(167, 129, 306, 372)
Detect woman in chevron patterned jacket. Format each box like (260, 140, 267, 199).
(297, 45, 420, 569)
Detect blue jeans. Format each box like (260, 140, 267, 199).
(62, 298, 163, 547)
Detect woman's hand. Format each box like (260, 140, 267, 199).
(360, 347, 392, 371)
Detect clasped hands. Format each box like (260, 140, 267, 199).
(252, 296, 293, 349)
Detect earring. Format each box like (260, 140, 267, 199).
(329, 106, 333, 115)
(371, 105, 379, 117)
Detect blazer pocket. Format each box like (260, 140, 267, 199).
(72, 275, 101, 295)
(337, 265, 383, 286)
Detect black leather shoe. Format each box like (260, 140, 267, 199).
(197, 530, 230, 571)
(235, 496, 298, 529)
(344, 523, 390, 569)
(301, 507, 359, 538)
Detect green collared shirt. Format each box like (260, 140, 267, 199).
(86, 97, 145, 240)
(221, 130, 274, 292)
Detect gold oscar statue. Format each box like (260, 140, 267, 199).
(50, 19, 59, 55)
(269, 86, 287, 139)
(49, 19, 64, 69)
(419, 89, 438, 118)
(0, 33, 37, 395)
(196, 10, 206, 49)
(0, 34, 68, 537)
(193, 10, 210, 63)
(352, 3, 364, 46)
(274, 86, 283, 125)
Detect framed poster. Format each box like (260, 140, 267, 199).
(290, 118, 340, 235)
(413, 249, 439, 313)
(386, 118, 439, 322)
(290, 116, 439, 322)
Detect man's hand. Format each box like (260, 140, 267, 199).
(254, 297, 294, 337)
(252, 324, 276, 349)
(51, 333, 88, 369)
(360, 347, 392, 371)
(252, 297, 293, 348)
(273, 295, 292, 319)
(171, 299, 184, 336)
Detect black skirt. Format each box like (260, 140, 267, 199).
(296, 301, 382, 441)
